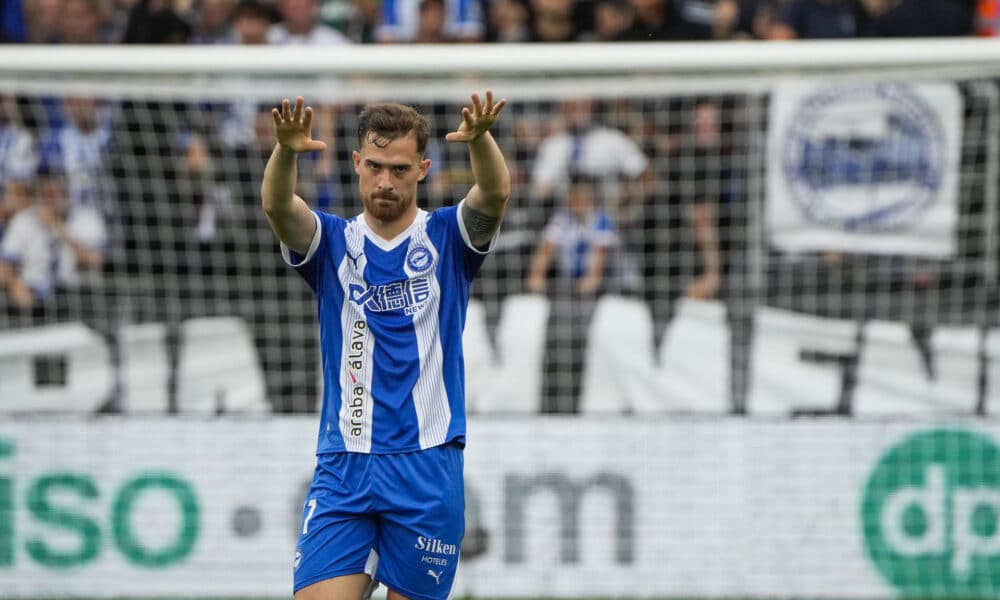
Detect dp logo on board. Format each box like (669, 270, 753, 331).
(861, 429, 1000, 597)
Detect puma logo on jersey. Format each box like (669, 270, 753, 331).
(426, 569, 442, 585)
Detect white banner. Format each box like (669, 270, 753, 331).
(767, 81, 963, 256)
(3, 418, 1000, 598)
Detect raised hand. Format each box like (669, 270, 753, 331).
(272, 96, 327, 153)
(445, 90, 507, 144)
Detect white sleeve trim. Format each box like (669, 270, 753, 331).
(456, 198, 499, 256)
(280, 211, 322, 267)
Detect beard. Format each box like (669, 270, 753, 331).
(364, 191, 412, 222)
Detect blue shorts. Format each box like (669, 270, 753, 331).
(293, 443, 465, 600)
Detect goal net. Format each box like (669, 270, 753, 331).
(0, 42, 999, 599)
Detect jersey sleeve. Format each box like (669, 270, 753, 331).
(279, 210, 336, 293)
(455, 198, 500, 255)
(430, 201, 495, 282)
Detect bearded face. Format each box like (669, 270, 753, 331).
(353, 131, 430, 226)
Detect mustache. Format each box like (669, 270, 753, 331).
(372, 192, 399, 201)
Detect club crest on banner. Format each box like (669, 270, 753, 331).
(785, 85, 942, 232)
(767, 82, 962, 256)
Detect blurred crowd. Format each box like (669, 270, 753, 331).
(0, 0, 992, 45)
(0, 0, 997, 414)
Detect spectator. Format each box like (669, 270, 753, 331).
(487, 0, 533, 41)
(678, 99, 731, 301)
(861, 0, 975, 37)
(266, 0, 346, 213)
(0, 95, 39, 192)
(412, 0, 452, 42)
(122, 0, 193, 43)
(729, 0, 781, 38)
(1, 0, 28, 42)
(192, 0, 239, 43)
(627, 0, 673, 39)
(642, 98, 743, 342)
(976, 0, 999, 35)
(232, 0, 276, 43)
(530, 0, 580, 41)
(0, 168, 106, 313)
(376, 0, 484, 42)
(268, 0, 352, 44)
(530, 97, 649, 225)
(61, 0, 116, 43)
(668, 0, 743, 39)
(769, 0, 868, 39)
(177, 133, 233, 244)
(589, 0, 640, 40)
(202, 0, 276, 150)
(24, 0, 63, 43)
(526, 172, 629, 412)
(315, 0, 364, 40)
(221, 102, 322, 409)
(351, 0, 382, 42)
(593, 0, 747, 40)
(39, 97, 114, 213)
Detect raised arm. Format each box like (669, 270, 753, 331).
(261, 97, 327, 255)
(445, 90, 511, 249)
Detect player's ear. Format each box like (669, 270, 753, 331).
(352, 150, 362, 174)
(417, 158, 431, 181)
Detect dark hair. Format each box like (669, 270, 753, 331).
(357, 104, 431, 155)
(232, 0, 276, 23)
(568, 170, 598, 187)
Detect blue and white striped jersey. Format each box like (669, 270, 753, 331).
(282, 201, 493, 454)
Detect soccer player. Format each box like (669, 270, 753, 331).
(261, 91, 509, 600)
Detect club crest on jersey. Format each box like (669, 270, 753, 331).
(349, 277, 431, 315)
(406, 245, 434, 273)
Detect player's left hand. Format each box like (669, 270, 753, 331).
(445, 90, 507, 143)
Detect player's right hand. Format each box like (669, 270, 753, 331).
(272, 96, 327, 153)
